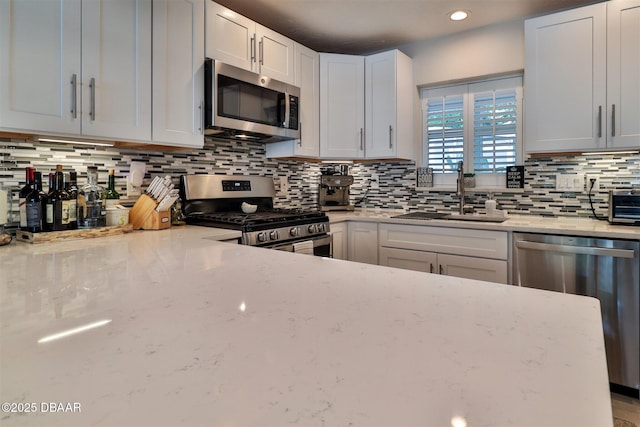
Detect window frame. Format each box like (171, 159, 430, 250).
(420, 75, 524, 188)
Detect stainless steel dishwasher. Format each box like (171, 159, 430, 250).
(513, 232, 640, 398)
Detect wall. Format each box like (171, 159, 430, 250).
(2, 136, 639, 224)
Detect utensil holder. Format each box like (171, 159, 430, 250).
(129, 194, 171, 230)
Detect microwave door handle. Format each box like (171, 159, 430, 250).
(284, 94, 291, 128)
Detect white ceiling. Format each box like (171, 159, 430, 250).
(214, 0, 604, 54)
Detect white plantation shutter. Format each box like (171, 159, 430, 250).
(472, 87, 518, 173)
(421, 76, 522, 187)
(426, 94, 464, 172)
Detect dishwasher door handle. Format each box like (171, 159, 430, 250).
(515, 240, 636, 259)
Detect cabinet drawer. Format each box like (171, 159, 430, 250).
(379, 223, 508, 260)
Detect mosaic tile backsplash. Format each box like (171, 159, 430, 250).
(1, 136, 639, 223)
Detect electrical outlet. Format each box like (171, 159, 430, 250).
(586, 175, 600, 192)
(555, 174, 583, 192)
(279, 176, 289, 193)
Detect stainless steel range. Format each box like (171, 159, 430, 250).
(180, 175, 331, 256)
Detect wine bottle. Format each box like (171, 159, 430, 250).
(66, 171, 78, 230)
(105, 169, 120, 209)
(25, 171, 45, 233)
(45, 166, 70, 231)
(19, 167, 35, 230)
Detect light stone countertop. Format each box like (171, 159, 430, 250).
(328, 209, 640, 240)
(0, 225, 612, 426)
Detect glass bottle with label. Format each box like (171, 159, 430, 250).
(25, 171, 45, 233)
(78, 166, 106, 228)
(45, 166, 69, 231)
(104, 169, 120, 209)
(19, 166, 35, 230)
(65, 171, 78, 230)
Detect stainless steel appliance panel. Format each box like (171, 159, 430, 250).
(513, 233, 640, 396)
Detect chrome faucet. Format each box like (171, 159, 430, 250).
(457, 160, 465, 215)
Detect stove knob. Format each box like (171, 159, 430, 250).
(289, 227, 299, 237)
(269, 230, 280, 240)
(307, 224, 316, 233)
(317, 223, 325, 233)
(257, 232, 268, 242)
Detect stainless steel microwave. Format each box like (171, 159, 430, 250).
(204, 59, 300, 143)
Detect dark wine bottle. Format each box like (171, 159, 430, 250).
(66, 171, 78, 230)
(25, 171, 45, 233)
(45, 166, 70, 231)
(19, 167, 35, 230)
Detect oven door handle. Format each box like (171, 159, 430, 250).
(271, 234, 333, 254)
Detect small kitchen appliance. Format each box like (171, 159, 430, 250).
(318, 169, 354, 211)
(608, 190, 640, 225)
(180, 175, 331, 256)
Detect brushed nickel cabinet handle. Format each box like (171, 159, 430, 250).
(597, 105, 602, 138)
(297, 121, 302, 146)
(89, 77, 96, 121)
(611, 104, 616, 137)
(250, 35, 256, 62)
(70, 74, 77, 119)
(439, 264, 443, 275)
(259, 38, 264, 65)
(429, 263, 434, 273)
(389, 125, 393, 148)
(359, 128, 364, 151)
(199, 101, 203, 134)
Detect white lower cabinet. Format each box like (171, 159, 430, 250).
(378, 223, 508, 284)
(330, 222, 348, 260)
(347, 221, 378, 265)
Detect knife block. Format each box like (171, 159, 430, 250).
(129, 194, 171, 230)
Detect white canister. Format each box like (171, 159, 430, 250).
(106, 208, 130, 227)
(485, 199, 497, 216)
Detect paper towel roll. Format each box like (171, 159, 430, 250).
(293, 240, 314, 255)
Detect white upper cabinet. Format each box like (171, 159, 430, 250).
(266, 42, 320, 158)
(525, 0, 639, 153)
(205, 1, 295, 85)
(152, 0, 205, 149)
(365, 49, 414, 160)
(320, 50, 414, 160)
(0, 0, 152, 142)
(319, 53, 366, 159)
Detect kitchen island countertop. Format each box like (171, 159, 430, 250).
(0, 225, 612, 426)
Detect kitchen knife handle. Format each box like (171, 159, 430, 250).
(597, 105, 602, 138)
(70, 74, 77, 119)
(389, 125, 393, 148)
(611, 104, 615, 137)
(89, 77, 96, 121)
(359, 128, 364, 151)
(250, 35, 256, 62)
(259, 38, 264, 65)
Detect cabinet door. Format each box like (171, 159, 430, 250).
(438, 253, 508, 284)
(379, 247, 437, 273)
(81, 0, 151, 141)
(607, 0, 640, 149)
(347, 221, 378, 264)
(265, 42, 320, 158)
(256, 24, 295, 85)
(152, 0, 205, 148)
(330, 222, 347, 260)
(365, 50, 396, 159)
(320, 53, 365, 159)
(524, 3, 607, 153)
(0, 0, 81, 135)
(205, 1, 255, 72)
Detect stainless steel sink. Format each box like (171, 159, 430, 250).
(444, 214, 507, 223)
(391, 212, 450, 220)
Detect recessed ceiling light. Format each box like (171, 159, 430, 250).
(449, 10, 469, 21)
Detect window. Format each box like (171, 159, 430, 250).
(421, 75, 523, 187)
